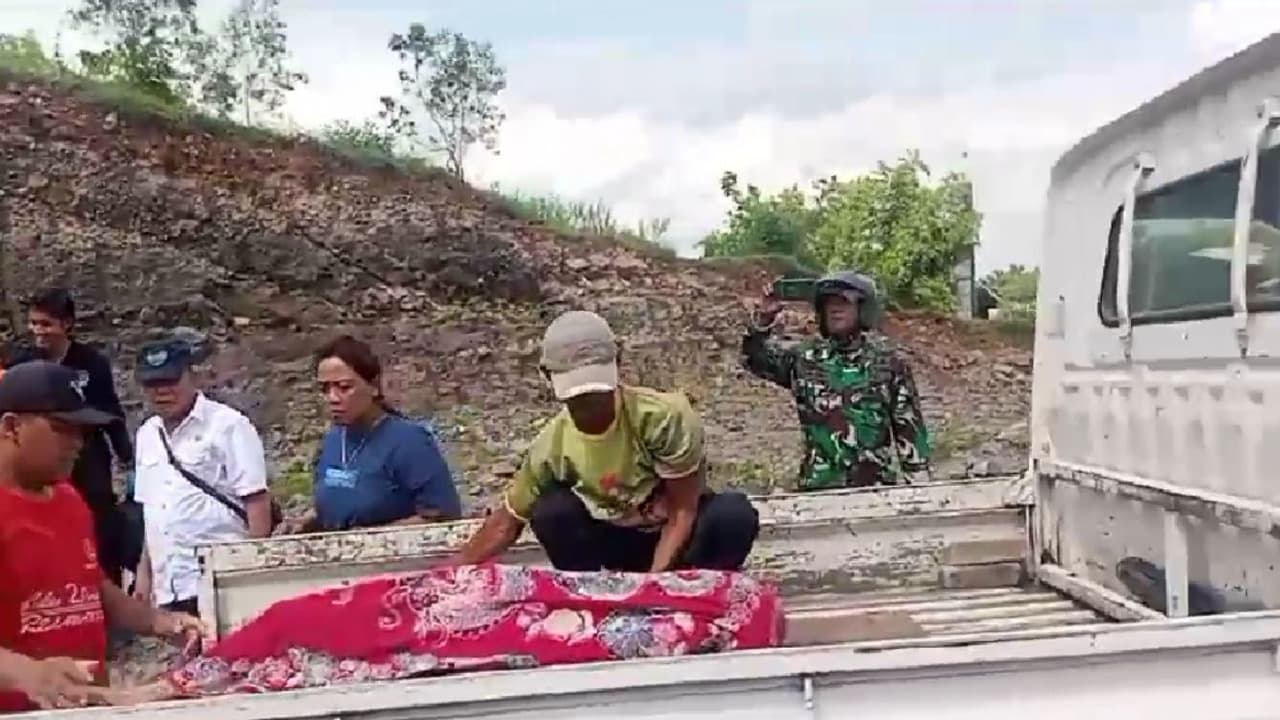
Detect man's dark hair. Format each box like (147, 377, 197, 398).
(27, 287, 76, 323)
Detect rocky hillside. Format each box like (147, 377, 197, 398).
(0, 74, 1033, 513)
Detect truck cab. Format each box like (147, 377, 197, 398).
(1032, 32, 1280, 617)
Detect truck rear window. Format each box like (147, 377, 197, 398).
(1098, 147, 1280, 326)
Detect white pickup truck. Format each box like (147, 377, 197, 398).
(38, 31, 1280, 719)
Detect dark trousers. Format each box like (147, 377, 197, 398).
(68, 448, 127, 587)
(162, 598, 199, 616)
(87, 503, 125, 588)
(528, 485, 760, 572)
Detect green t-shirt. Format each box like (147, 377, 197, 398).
(503, 386, 705, 527)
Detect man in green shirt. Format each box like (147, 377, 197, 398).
(456, 310, 759, 572)
(742, 270, 932, 490)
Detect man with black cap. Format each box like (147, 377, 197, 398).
(742, 270, 933, 490)
(0, 361, 204, 713)
(130, 337, 271, 616)
(455, 310, 760, 572)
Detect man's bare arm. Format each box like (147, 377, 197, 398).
(453, 507, 524, 565)
(100, 578, 159, 635)
(101, 581, 207, 655)
(132, 544, 152, 602)
(242, 491, 273, 538)
(649, 473, 701, 572)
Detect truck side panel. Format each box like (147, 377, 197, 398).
(33, 613, 1280, 720)
(1033, 35, 1280, 613)
(1038, 463, 1280, 613)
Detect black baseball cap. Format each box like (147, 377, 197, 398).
(135, 339, 194, 384)
(0, 361, 116, 425)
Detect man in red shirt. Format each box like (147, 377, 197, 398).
(0, 361, 205, 712)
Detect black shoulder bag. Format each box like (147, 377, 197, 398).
(157, 428, 282, 531)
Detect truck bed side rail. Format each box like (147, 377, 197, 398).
(198, 477, 1027, 639)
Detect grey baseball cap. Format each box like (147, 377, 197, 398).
(539, 310, 619, 400)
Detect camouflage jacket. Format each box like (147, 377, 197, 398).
(741, 325, 932, 490)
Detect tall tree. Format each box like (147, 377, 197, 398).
(379, 24, 506, 180)
(204, 0, 308, 125)
(809, 152, 980, 310)
(68, 0, 203, 104)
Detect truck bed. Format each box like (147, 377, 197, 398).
(99, 581, 1110, 691)
(194, 477, 1034, 642)
(784, 585, 1109, 645)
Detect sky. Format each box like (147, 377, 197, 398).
(4, 0, 1280, 272)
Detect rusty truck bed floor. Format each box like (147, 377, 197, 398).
(782, 585, 1112, 646)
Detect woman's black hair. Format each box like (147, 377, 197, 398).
(313, 334, 401, 415)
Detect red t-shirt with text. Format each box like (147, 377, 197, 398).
(0, 480, 108, 712)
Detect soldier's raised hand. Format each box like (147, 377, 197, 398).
(753, 283, 783, 327)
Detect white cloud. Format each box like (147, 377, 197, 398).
(1189, 0, 1280, 60)
(469, 61, 1179, 270)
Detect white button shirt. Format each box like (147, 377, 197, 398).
(134, 393, 268, 605)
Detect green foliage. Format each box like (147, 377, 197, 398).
(810, 152, 980, 310)
(0, 31, 203, 123)
(700, 171, 822, 267)
(272, 459, 313, 498)
(317, 119, 435, 173)
(493, 184, 673, 254)
(980, 263, 1039, 321)
(703, 151, 981, 312)
(202, 0, 308, 124)
(68, 0, 204, 106)
(0, 32, 60, 76)
(380, 24, 507, 180)
(319, 119, 397, 156)
(931, 423, 986, 462)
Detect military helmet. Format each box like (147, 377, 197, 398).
(813, 270, 881, 330)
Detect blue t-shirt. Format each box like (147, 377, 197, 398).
(313, 414, 462, 530)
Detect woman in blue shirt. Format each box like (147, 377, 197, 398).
(295, 335, 462, 532)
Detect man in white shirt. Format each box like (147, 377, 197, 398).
(130, 338, 273, 615)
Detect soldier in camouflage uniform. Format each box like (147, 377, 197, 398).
(741, 271, 932, 490)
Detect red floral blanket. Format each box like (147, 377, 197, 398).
(169, 564, 783, 695)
